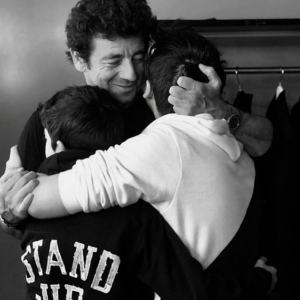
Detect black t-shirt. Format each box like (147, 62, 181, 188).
(20, 150, 207, 300)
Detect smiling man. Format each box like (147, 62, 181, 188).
(73, 37, 146, 106)
(18, 0, 157, 171)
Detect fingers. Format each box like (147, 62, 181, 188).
(176, 76, 197, 91)
(259, 256, 268, 263)
(168, 94, 192, 115)
(1, 168, 24, 184)
(18, 193, 35, 219)
(0, 173, 38, 223)
(169, 85, 187, 100)
(254, 256, 277, 274)
(1, 145, 23, 182)
(168, 94, 182, 106)
(5, 145, 23, 172)
(254, 256, 278, 294)
(14, 176, 39, 203)
(199, 64, 218, 84)
(3, 171, 36, 193)
(254, 258, 266, 268)
(172, 65, 222, 92)
(1, 210, 16, 222)
(0, 171, 31, 194)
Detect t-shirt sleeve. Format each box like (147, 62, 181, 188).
(18, 109, 46, 171)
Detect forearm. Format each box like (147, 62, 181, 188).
(233, 110, 273, 157)
(29, 174, 69, 219)
(213, 101, 273, 157)
(169, 70, 274, 157)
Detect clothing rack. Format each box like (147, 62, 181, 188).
(225, 66, 300, 75)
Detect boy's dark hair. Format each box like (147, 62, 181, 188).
(146, 26, 227, 116)
(65, 0, 157, 64)
(39, 85, 124, 152)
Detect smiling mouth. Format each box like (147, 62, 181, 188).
(113, 85, 136, 93)
(115, 84, 134, 88)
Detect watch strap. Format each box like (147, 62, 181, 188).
(0, 213, 22, 229)
(223, 101, 241, 132)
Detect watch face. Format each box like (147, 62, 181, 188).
(228, 114, 240, 131)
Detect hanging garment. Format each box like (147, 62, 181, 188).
(266, 85, 294, 142)
(233, 90, 253, 113)
(291, 95, 300, 137)
(255, 85, 300, 299)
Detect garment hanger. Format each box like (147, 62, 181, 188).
(279, 68, 285, 87)
(233, 67, 253, 113)
(276, 68, 284, 99)
(235, 68, 242, 92)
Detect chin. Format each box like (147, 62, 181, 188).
(113, 91, 137, 106)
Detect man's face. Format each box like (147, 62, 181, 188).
(84, 36, 145, 106)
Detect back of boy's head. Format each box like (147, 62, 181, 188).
(145, 26, 226, 116)
(39, 85, 124, 152)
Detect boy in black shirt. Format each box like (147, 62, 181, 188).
(21, 85, 207, 300)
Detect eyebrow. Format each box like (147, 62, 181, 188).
(102, 49, 145, 60)
(103, 54, 123, 60)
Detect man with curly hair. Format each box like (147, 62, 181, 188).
(17, 0, 157, 171)
(12, 0, 272, 173)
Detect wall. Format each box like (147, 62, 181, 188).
(148, 0, 300, 19)
(0, 1, 83, 299)
(0, 0, 299, 299)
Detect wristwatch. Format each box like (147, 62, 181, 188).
(0, 212, 21, 230)
(227, 113, 240, 132)
(223, 101, 241, 132)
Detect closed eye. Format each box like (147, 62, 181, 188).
(133, 54, 145, 64)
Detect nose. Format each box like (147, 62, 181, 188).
(119, 59, 137, 82)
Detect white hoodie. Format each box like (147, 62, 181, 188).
(59, 113, 255, 269)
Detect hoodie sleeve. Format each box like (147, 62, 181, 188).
(58, 127, 181, 214)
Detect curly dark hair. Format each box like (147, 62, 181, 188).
(146, 25, 227, 116)
(65, 0, 157, 64)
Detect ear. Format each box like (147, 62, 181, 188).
(54, 140, 66, 154)
(142, 80, 153, 99)
(70, 49, 87, 73)
(142, 80, 160, 118)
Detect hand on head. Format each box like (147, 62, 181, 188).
(168, 64, 226, 118)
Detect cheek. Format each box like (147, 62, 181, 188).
(97, 69, 117, 88)
(135, 64, 145, 90)
(136, 64, 145, 80)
